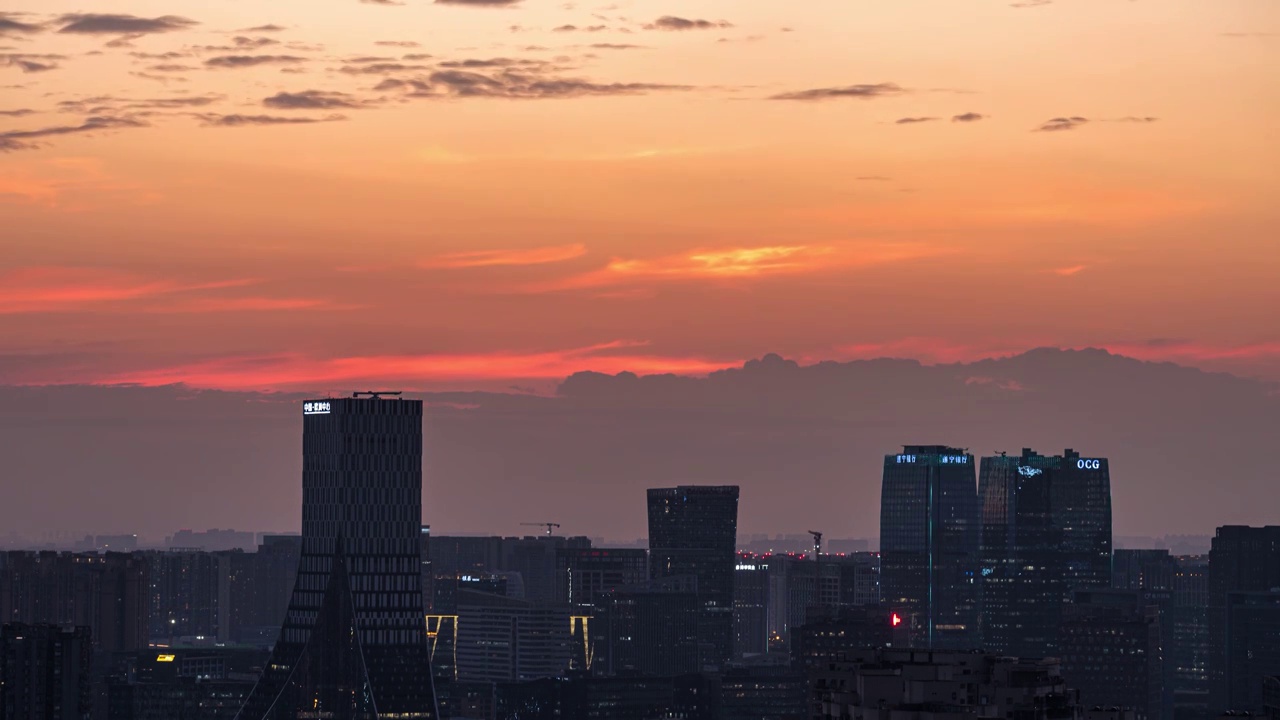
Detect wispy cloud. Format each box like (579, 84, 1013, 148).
(1, 116, 146, 153)
(56, 14, 198, 35)
(770, 83, 905, 101)
(0, 267, 254, 314)
(1036, 116, 1088, 132)
(644, 16, 733, 31)
(421, 243, 587, 268)
(263, 90, 363, 109)
(531, 243, 940, 292)
(1052, 264, 1088, 276)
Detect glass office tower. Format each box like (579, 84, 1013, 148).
(879, 446, 980, 649)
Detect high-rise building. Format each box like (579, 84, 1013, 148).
(0, 623, 92, 720)
(235, 396, 437, 720)
(879, 446, 980, 649)
(978, 448, 1112, 656)
(1208, 526, 1280, 714)
(647, 485, 739, 669)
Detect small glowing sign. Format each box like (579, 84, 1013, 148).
(1017, 466, 1043, 477)
(981, 568, 994, 577)
(156, 654, 176, 662)
(1077, 459, 1101, 470)
(735, 564, 759, 571)
(891, 612, 903, 628)
(940, 455, 969, 464)
(896, 454, 916, 464)
(303, 401, 331, 415)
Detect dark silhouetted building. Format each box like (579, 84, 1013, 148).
(1115, 550, 1178, 592)
(556, 548, 648, 610)
(1171, 556, 1210, 720)
(647, 485, 739, 669)
(146, 550, 230, 642)
(1221, 591, 1280, 714)
(0, 552, 149, 654)
(1208, 526, 1280, 714)
(104, 648, 267, 720)
(808, 647, 1082, 720)
(734, 555, 771, 658)
(880, 446, 979, 649)
(234, 396, 437, 720)
(234, 536, 300, 646)
(718, 665, 806, 720)
(1060, 590, 1164, 720)
(979, 448, 1112, 657)
(0, 623, 92, 720)
(790, 605, 898, 672)
(601, 578, 700, 677)
(491, 674, 715, 720)
(454, 589, 572, 683)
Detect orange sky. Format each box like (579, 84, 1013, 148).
(2, 0, 1278, 391)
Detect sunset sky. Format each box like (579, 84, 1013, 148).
(2, 0, 1278, 392)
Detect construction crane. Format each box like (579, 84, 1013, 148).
(807, 530, 823, 559)
(521, 522, 561, 537)
(808, 530, 826, 613)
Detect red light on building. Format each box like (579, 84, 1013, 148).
(891, 612, 902, 627)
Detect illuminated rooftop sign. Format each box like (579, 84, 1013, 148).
(303, 401, 331, 415)
(156, 654, 175, 662)
(896, 454, 968, 464)
(1017, 466, 1043, 477)
(1077, 459, 1101, 470)
(891, 612, 903, 627)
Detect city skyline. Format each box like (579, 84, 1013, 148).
(1, 347, 1276, 542)
(1, 0, 1278, 392)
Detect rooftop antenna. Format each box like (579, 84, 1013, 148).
(353, 391, 403, 399)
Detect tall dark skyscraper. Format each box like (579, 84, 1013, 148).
(647, 485, 739, 669)
(236, 396, 437, 720)
(879, 445, 980, 649)
(978, 448, 1112, 656)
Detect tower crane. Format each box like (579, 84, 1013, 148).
(521, 522, 561, 537)
(807, 530, 823, 559)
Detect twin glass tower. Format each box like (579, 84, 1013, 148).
(236, 396, 437, 720)
(880, 445, 1112, 652)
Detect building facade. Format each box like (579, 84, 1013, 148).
(880, 446, 980, 649)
